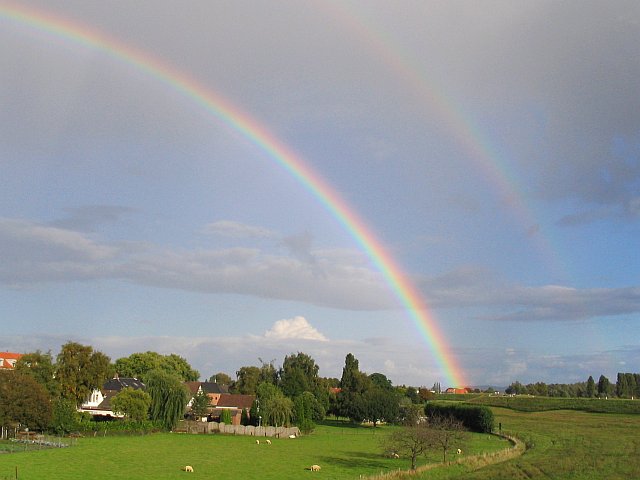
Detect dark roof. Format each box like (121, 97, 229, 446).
(200, 382, 229, 394)
(184, 381, 229, 395)
(102, 377, 146, 392)
(216, 394, 254, 410)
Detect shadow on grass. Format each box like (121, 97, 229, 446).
(319, 419, 364, 429)
(315, 451, 395, 471)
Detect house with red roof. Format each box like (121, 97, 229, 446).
(445, 387, 471, 394)
(185, 381, 254, 425)
(0, 352, 22, 370)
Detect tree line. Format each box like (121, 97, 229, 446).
(505, 373, 640, 398)
(0, 342, 434, 435)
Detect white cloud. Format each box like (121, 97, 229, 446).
(264, 316, 328, 342)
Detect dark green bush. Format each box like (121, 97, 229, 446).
(424, 402, 494, 433)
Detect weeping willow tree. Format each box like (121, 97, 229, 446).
(264, 394, 293, 427)
(146, 370, 190, 430)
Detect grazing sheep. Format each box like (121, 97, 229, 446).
(456, 448, 462, 455)
(183, 465, 194, 472)
(392, 453, 400, 459)
(256, 440, 260, 444)
(310, 464, 321, 472)
(289, 434, 296, 439)
(266, 439, 271, 445)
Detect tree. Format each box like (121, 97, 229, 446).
(361, 387, 399, 427)
(617, 373, 629, 398)
(0, 371, 52, 431)
(337, 353, 371, 422)
(369, 373, 393, 390)
(50, 398, 79, 434)
(264, 394, 293, 427)
(418, 387, 435, 402)
(56, 342, 113, 406)
(293, 391, 325, 433)
(209, 372, 233, 386)
(162, 353, 200, 382)
(258, 358, 278, 385)
(384, 421, 433, 471)
(597, 375, 611, 397)
(586, 376, 596, 398)
(190, 389, 211, 420)
(146, 370, 190, 430)
(235, 366, 261, 395)
(429, 415, 466, 463)
(384, 415, 465, 470)
(505, 381, 525, 395)
(15, 350, 58, 397)
(114, 351, 199, 382)
(279, 352, 320, 397)
(220, 409, 232, 424)
(111, 387, 152, 422)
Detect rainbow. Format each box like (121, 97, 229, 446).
(0, 2, 466, 387)
(322, 2, 563, 277)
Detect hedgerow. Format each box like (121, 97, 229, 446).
(424, 402, 494, 433)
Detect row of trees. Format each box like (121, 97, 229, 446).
(3, 342, 434, 435)
(505, 372, 640, 398)
(1, 342, 200, 433)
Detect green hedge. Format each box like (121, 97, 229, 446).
(424, 402, 494, 433)
(468, 395, 640, 414)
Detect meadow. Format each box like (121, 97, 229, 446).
(468, 394, 640, 414)
(401, 406, 640, 480)
(0, 421, 507, 480)
(2, 405, 639, 479)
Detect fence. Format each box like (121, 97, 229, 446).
(175, 420, 300, 438)
(0, 431, 72, 454)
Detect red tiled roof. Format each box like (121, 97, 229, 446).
(216, 394, 254, 410)
(185, 381, 202, 394)
(0, 352, 22, 370)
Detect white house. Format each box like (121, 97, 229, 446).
(79, 376, 146, 418)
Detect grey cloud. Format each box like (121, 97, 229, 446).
(203, 220, 278, 239)
(0, 217, 394, 310)
(50, 205, 134, 232)
(419, 266, 640, 322)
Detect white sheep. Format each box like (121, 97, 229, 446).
(256, 439, 260, 444)
(392, 453, 400, 459)
(183, 465, 194, 472)
(310, 464, 321, 472)
(266, 439, 272, 445)
(456, 448, 462, 455)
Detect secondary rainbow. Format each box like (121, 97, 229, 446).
(322, 1, 564, 277)
(0, 2, 466, 387)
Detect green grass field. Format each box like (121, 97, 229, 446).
(467, 394, 640, 414)
(414, 408, 640, 480)
(2, 408, 639, 479)
(0, 421, 507, 479)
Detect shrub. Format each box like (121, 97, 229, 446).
(424, 402, 494, 433)
(220, 409, 232, 424)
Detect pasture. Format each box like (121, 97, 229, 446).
(3, 407, 638, 479)
(0, 422, 507, 479)
(414, 408, 640, 480)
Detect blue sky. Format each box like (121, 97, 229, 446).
(1, 0, 639, 387)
